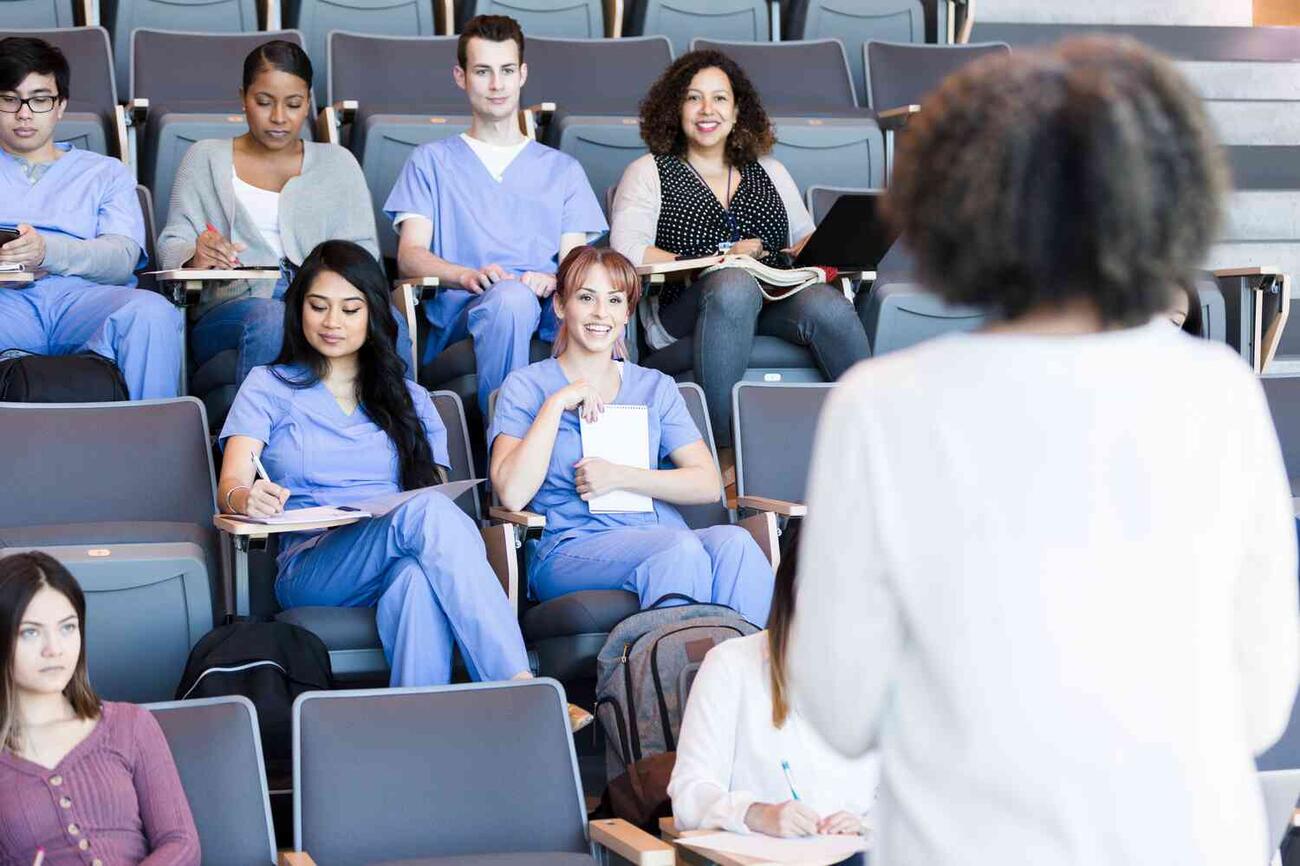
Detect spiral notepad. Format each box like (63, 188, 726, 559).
(579, 404, 654, 514)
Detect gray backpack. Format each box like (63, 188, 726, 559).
(595, 596, 759, 784)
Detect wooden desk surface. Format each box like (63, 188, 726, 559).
(214, 513, 364, 537)
(0, 270, 34, 283)
(152, 268, 281, 282)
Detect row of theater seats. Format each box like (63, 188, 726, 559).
(2, 0, 968, 99)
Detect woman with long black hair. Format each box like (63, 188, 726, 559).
(216, 240, 530, 688)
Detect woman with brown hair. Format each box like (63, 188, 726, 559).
(667, 522, 879, 842)
(490, 245, 774, 625)
(609, 49, 869, 454)
(0, 552, 199, 865)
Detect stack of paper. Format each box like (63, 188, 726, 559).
(676, 832, 866, 866)
(579, 405, 654, 514)
(228, 505, 369, 526)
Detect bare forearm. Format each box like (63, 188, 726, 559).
(641, 245, 678, 264)
(397, 243, 468, 282)
(492, 398, 566, 511)
(615, 464, 719, 505)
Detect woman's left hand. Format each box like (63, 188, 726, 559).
(729, 238, 763, 258)
(816, 811, 865, 836)
(574, 457, 628, 500)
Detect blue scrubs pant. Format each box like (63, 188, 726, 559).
(0, 279, 182, 399)
(531, 524, 774, 626)
(192, 296, 417, 386)
(274, 491, 530, 687)
(427, 279, 559, 414)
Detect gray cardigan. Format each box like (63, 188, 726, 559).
(158, 139, 379, 316)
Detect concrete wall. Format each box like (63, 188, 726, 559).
(979, 0, 1252, 26)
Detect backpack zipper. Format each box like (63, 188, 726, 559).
(619, 642, 644, 762)
(179, 660, 288, 700)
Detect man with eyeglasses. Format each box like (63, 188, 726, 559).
(0, 36, 181, 399)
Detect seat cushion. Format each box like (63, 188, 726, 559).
(643, 334, 819, 377)
(275, 606, 380, 652)
(368, 853, 596, 866)
(521, 590, 641, 644)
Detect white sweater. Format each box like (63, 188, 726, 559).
(668, 632, 881, 834)
(789, 321, 1300, 866)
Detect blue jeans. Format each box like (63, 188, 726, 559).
(191, 296, 415, 385)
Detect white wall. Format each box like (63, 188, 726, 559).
(979, 0, 1251, 27)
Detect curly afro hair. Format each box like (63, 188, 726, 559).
(885, 36, 1227, 327)
(638, 49, 776, 165)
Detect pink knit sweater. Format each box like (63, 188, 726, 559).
(0, 701, 200, 866)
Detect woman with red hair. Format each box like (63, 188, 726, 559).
(489, 246, 773, 624)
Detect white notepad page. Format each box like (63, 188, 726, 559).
(579, 404, 654, 514)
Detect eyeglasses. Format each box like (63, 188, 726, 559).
(0, 95, 58, 114)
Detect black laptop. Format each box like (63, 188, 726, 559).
(795, 192, 898, 272)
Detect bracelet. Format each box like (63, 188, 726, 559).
(224, 484, 250, 514)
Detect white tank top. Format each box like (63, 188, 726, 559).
(231, 166, 284, 261)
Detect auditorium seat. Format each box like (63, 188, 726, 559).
(325, 31, 467, 260)
(625, 0, 771, 56)
(290, 681, 674, 865)
(858, 280, 986, 355)
(732, 381, 832, 507)
(457, 0, 615, 37)
(783, 0, 925, 105)
(805, 183, 875, 225)
(0, 0, 77, 26)
(133, 29, 312, 231)
(522, 35, 672, 215)
(0, 26, 124, 159)
(147, 697, 278, 866)
(103, 0, 261, 97)
(865, 39, 1010, 110)
(286, 0, 437, 103)
(0, 398, 221, 702)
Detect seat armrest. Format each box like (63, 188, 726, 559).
(481, 523, 520, 612)
(877, 104, 921, 132)
(391, 279, 437, 377)
(278, 853, 316, 866)
(589, 818, 676, 866)
(604, 0, 624, 36)
(1213, 267, 1291, 373)
(488, 506, 546, 529)
(737, 510, 780, 574)
(736, 495, 807, 518)
(393, 275, 440, 300)
(434, 0, 453, 33)
(314, 100, 357, 145)
(260, 0, 281, 29)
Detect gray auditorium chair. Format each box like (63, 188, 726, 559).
(0, 27, 124, 159)
(0, 399, 220, 702)
(626, 0, 771, 56)
(732, 381, 831, 508)
(325, 31, 467, 260)
(104, 0, 260, 97)
(132, 29, 310, 231)
(522, 35, 670, 214)
(147, 697, 277, 866)
(805, 183, 874, 225)
(1260, 770, 1300, 858)
(457, 0, 616, 37)
(286, 0, 436, 102)
(0, 0, 77, 26)
(290, 680, 674, 865)
(223, 390, 503, 682)
(783, 0, 925, 106)
(865, 39, 1010, 110)
(773, 115, 886, 195)
(858, 280, 985, 355)
(692, 37, 861, 111)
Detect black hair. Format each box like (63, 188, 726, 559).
(242, 39, 313, 91)
(0, 36, 70, 101)
(272, 241, 440, 491)
(457, 15, 525, 69)
(886, 36, 1227, 327)
(1177, 281, 1205, 337)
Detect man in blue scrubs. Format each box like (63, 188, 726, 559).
(385, 14, 607, 413)
(0, 36, 182, 400)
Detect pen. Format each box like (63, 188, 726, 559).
(780, 760, 801, 802)
(32, 848, 45, 866)
(251, 451, 272, 485)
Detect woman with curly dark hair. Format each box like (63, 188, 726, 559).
(610, 49, 868, 455)
(788, 37, 1298, 866)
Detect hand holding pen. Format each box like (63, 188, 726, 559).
(241, 451, 291, 518)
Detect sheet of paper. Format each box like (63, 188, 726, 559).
(229, 505, 369, 526)
(579, 404, 654, 514)
(676, 832, 865, 866)
(352, 478, 484, 517)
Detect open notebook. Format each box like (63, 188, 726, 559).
(580, 405, 653, 514)
(227, 479, 483, 525)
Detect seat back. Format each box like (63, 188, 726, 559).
(135, 183, 158, 292)
(522, 35, 673, 111)
(459, 0, 609, 37)
(1260, 769, 1300, 853)
(865, 40, 1009, 110)
(672, 382, 731, 529)
(692, 38, 859, 111)
(106, 0, 260, 96)
(552, 113, 647, 217)
(288, 0, 436, 99)
(784, 0, 924, 105)
(0, 0, 76, 26)
(0, 26, 118, 157)
(805, 183, 876, 225)
(772, 116, 885, 194)
(732, 382, 832, 503)
(430, 389, 482, 522)
(628, 0, 769, 56)
(147, 697, 277, 866)
(860, 280, 986, 355)
(328, 30, 461, 109)
(294, 680, 589, 864)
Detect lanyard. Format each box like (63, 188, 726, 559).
(683, 158, 740, 252)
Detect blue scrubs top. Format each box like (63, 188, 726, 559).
(489, 358, 703, 561)
(220, 365, 451, 558)
(382, 137, 608, 333)
(0, 144, 146, 287)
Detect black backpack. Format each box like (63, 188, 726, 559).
(176, 621, 333, 784)
(0, 351, 128, 402)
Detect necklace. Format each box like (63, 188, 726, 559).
(682, 157, 740, 253)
